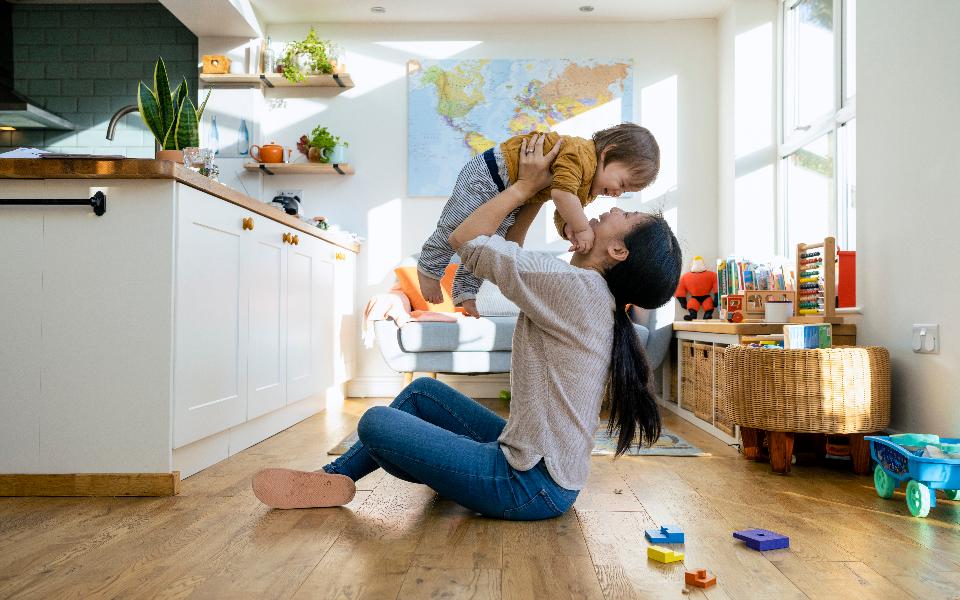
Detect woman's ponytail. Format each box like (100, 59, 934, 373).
(607, 304, 660, 455)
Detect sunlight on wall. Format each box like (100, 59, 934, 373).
(366, 198, 403, 285)
(734, 164, 774, 257)
(640, 75, 678, 203)
(552, 98, 622, 139)
(734, 23, 773, 159)
(374, 41, 483, 59)
(262, 97, 328, 138)
(340, 51, 412, 100)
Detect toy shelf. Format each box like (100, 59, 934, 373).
(243, 162, 355, 176)
(199, 73, 354, 89)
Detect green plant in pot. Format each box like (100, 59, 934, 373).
(306, 125, 348, 163)
(279, 28, 334, 83)
(138, 57, 210, 162)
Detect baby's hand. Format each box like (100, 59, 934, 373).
(461, 299, 480, 319)
(569, 227, 595, 254)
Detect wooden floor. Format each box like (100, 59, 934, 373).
(2, 397, 959, 600)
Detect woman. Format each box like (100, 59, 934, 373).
(252, 134, 682, 519)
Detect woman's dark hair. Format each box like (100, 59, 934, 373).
(603, 214, 683, 456)
(593, 123, 660, 188)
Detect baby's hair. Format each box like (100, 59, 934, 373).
(593, 123, 660, 188)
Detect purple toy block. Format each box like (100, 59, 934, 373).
(733, 529, 789, 551)
(644, 525, 684, 544)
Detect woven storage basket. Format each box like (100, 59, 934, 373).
(679, 341, 697, 413)
(693, 342, 714, 422)
(722, 346, 891, 433)
(714, 346, 735, 436)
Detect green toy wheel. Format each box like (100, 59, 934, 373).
(873, 465, 896, 499)
(944, 489, 960, 501)
(905, 480, 932, 517)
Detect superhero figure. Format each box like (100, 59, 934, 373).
(675, 256, 718, 321)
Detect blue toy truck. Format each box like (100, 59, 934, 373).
(866, 435, 960, 518)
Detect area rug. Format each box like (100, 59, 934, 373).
(327, 420, 708, 457)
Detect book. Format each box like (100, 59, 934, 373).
(783, 324, 833, 349)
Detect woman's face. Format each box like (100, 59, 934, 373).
(589, 207, 651, 246)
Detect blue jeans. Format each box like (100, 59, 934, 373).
(324, 378, 578, 520)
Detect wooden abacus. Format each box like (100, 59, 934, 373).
(790, 237, 844, 324)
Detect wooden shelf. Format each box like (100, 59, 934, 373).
(199, 73, 354, 89)
(243, 162, 354, 175)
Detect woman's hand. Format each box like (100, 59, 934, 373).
(515, 133, 560, 196)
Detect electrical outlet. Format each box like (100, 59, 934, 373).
(912, 324, 939, 354)
(276, 189, 302, 202)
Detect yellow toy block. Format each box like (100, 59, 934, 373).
(647, 545, 684, 563)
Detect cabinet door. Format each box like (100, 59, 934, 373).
(333, 249, 357, 383)
(286, 233, 321, 403)
(174, 188, 249, 448)
(246, 218, 287, 420)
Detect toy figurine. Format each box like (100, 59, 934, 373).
(675, 256, 718, 321)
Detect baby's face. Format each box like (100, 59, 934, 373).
(590, 161, 644, 198)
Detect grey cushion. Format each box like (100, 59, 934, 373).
(399, 316, 516, 352)
(476, 280, 519, 316)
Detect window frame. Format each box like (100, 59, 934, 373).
(777, 0, 856, 254)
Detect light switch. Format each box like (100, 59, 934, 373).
(912, 324, 939, 354)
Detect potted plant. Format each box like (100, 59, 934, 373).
(301, 125, 347, 163)
(278, 28, 334, 83)
(138, 57, 210, 162)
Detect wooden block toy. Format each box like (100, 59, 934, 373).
(645, 525, 684, 544)
(685, 569, 717, 588)
(733, 529, 789, 551)
(647, 545, 684, 563)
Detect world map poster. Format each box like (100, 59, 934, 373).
(407, 58, 634, 196)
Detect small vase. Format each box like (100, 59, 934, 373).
(156, 149, 184, 164)
(308, 147, 321, 162)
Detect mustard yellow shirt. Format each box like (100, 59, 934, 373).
(500, 132, 597, 238)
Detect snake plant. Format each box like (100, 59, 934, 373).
(137, 57, 210, 150)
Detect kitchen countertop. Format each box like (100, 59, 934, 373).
(0, 158, 360, 253)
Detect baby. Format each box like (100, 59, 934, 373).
(418, 123, 660, 317)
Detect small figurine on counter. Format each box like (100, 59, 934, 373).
(312, 216, 330, 230)
(675, 256, 718, 321)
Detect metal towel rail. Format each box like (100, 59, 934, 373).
(0, 191, 106, 216)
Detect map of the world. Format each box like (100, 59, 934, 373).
(408, 58, 634, 196)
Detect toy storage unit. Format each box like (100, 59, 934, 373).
(666, 321, 857, 445)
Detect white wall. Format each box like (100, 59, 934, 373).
(201, 21, 719, 396)
(717, 0, 778, 259)
(858, 1, 960, 435)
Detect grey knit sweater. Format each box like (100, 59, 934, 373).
(459, 235, 615, 490)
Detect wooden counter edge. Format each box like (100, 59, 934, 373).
(0, 158, 360, 253)
(0, 472, 180, 497)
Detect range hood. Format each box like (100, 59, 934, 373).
(0, 0, 75, 130)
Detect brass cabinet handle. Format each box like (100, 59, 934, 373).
(242, 217, 254, 230)
(292, 234, 299, 245)
(282, 232, 291, 244)
(335, 252, 345, 261)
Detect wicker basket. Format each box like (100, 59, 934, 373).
(679, 341, 697, 413)
(714, 346, 735, 436)
(693, 342, 714, 422)
(722, 346, 891, 434)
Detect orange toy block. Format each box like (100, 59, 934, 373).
(685, 569, 717, 588)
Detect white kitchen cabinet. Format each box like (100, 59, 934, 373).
(0, 168, 358, 483)
(245, 216, 287, 420)
(173, 186, 249, 448)
(285, 233, 318, 404)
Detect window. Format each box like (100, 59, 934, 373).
(779, 0, 856, 252)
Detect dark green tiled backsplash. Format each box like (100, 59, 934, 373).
(1, 4, 197, 156)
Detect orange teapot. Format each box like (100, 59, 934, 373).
(249, 142, 286, 163)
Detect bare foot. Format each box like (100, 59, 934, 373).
(461, 299, 480, 318)
(252, 468, 356, 509)
(418, 271, 444, 304)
